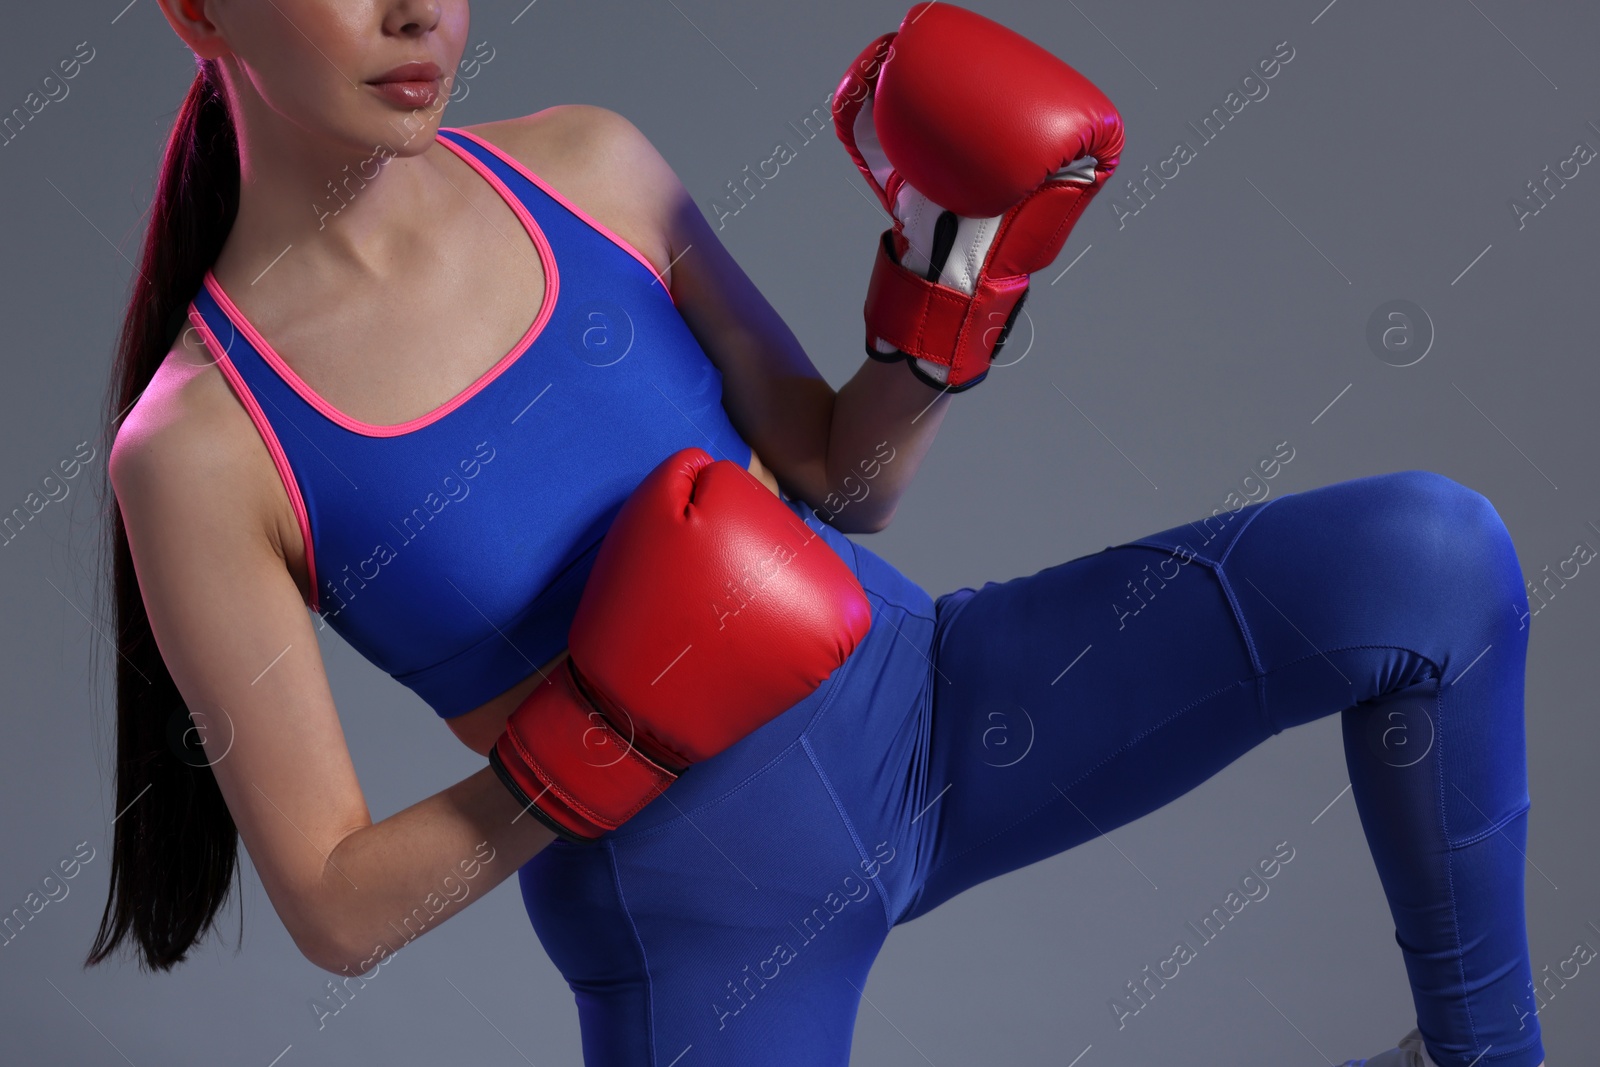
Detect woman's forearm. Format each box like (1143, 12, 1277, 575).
(817, 356, 955, 533)
(306, 764, 555, 974)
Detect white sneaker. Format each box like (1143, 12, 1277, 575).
(1337, 1028, 1436, 1067)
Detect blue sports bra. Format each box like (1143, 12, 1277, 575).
(187, 125, 754, 718)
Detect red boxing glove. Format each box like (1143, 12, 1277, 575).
(833, 2, 1124, 391)
(490, 448, 873, 841)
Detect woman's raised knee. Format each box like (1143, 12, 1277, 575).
(1226, 469, 1525, 676)
(1365, 470, 1513, 573)
(1346, 469, 1524, 640)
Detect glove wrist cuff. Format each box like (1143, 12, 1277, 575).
(863, 230, 1027, 389)
(865, 343, 988, 393)
(491, 658, 680, 841)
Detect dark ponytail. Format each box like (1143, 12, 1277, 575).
(85, 56, 243, 973)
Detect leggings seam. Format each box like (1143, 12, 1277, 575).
(1448, 798, 1532, 851)
(1213, 567, 1271, 735)
(1210, 494, 1277, 736)
(1213, 495, 1277, 567)
(801, 735, 897, 930)
(847, 534, 937, 625)
(871, 591, 937, 625)
(1436, 675, 1481, 1057)
(606, 838, 658, 1065)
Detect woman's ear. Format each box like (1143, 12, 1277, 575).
(156, 0, 230, 60)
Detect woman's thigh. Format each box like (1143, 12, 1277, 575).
(896, 469, 1528, 924)
(895, 497, 1273, 922)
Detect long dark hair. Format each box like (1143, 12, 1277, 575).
(85, 56, 244, 973)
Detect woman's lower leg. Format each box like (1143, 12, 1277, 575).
(1218, 471, 1543, 1067)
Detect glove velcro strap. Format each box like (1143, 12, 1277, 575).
(863, 230, 1028, 389)
(490, 659, 679, 842)
(863, 343, 990, 394)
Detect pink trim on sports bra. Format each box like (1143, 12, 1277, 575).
(439, 124, 678, 304)
(188, 305, 323, 613)
(199, 132, 561, 439)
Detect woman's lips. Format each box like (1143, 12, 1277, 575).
(366, 77, 441, 109)
(367, 60, 443, 109)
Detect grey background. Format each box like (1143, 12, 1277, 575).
(2, 0, 1595, 1064)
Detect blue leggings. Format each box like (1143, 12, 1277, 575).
(519, 470, 1544, 1067)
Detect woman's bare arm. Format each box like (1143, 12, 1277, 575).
(109, 351, 554, 975)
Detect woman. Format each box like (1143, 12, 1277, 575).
(88, 2, 1548, 1066)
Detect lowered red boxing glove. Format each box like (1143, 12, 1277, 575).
(489, 447, 872, 842)
(833, 2, 1125, 391)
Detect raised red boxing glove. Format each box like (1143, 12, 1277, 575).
(489, 447, 873, 842)
(833, 2, 1124, 391)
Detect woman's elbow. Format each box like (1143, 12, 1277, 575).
(836, 507, 895, 535)
(284, 898, 367, 975)
(293, 921, 354, 975)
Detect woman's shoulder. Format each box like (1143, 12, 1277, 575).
(461, 104, 651, 168)
(110, 326, 289, 541)
(456, 106, 683, 279)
